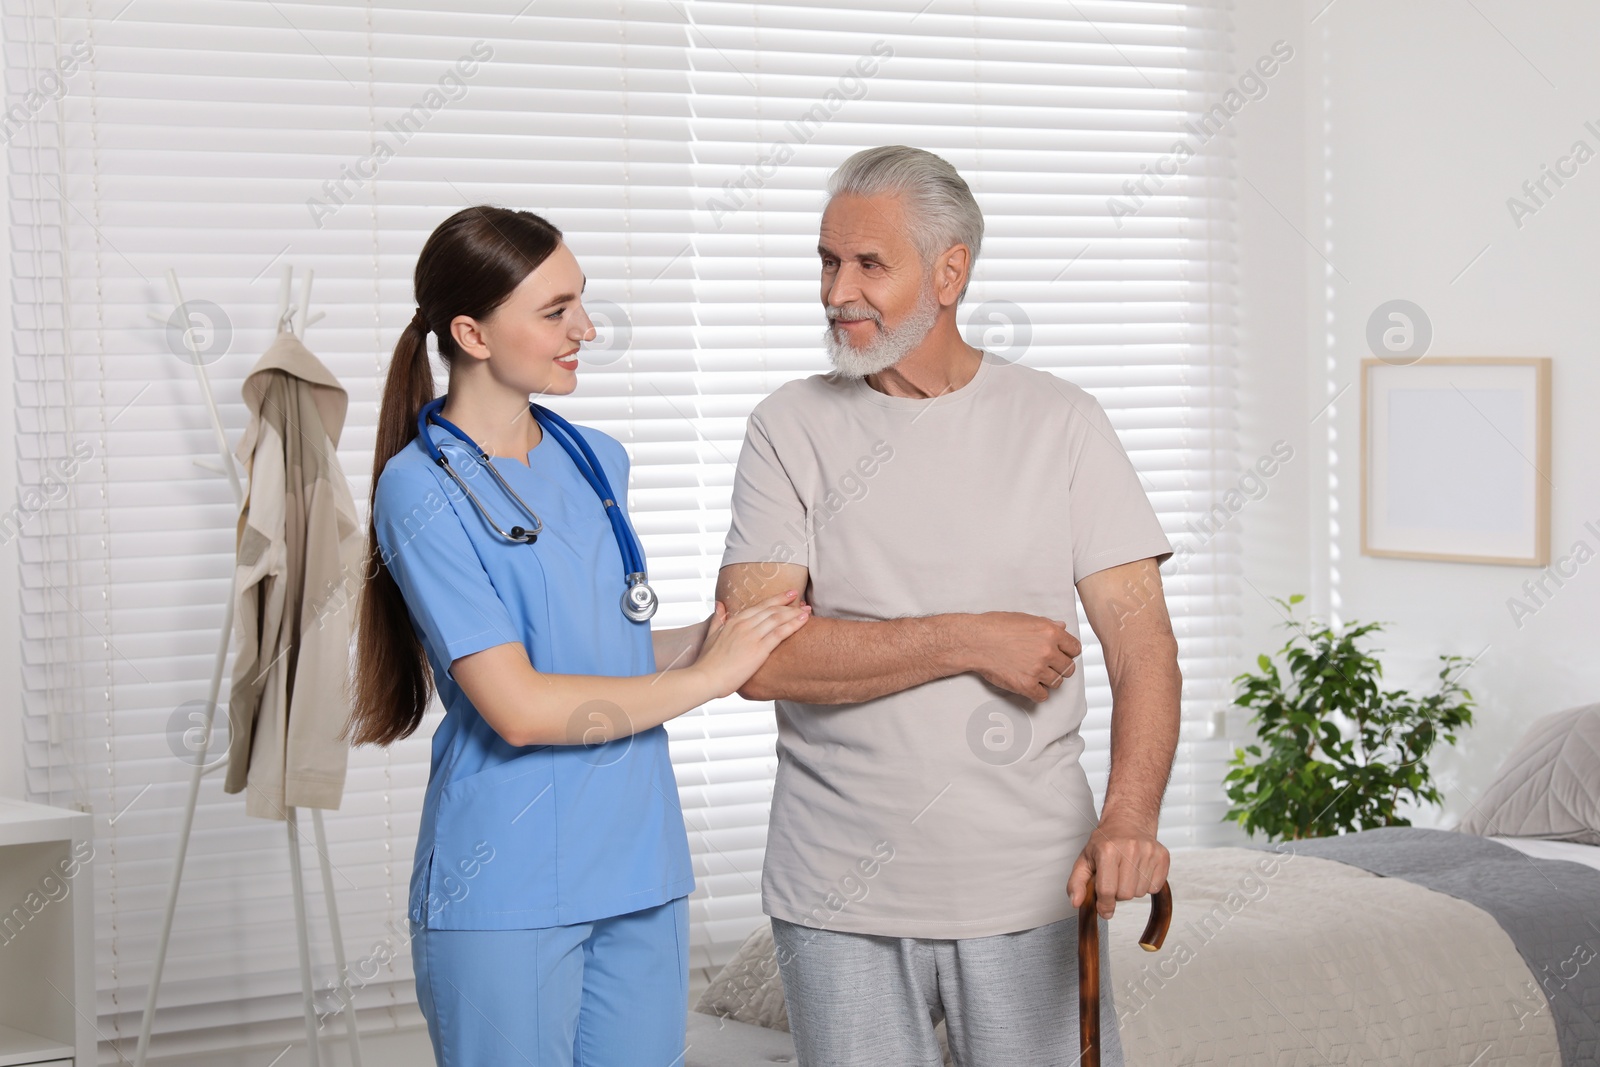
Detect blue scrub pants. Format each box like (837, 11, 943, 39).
(410, 896, 689, 1066)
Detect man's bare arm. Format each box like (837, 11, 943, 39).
(716, 561, 1083, 704)
(715, 562, 966, 702)
(1065, 556, 1182, 918)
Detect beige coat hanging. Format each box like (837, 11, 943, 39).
(224, 328, 363, 819)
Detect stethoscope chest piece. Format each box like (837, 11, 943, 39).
(622, 573, 658, 622)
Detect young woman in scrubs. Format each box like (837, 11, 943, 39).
(347, 205, 810, 1067)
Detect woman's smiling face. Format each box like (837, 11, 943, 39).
(465, 241, 597, 397)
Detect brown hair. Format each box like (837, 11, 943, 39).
(346, 205, 563, 746)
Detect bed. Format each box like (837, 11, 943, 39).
(1106, 828, 1599, 1065)
(690, 702, 1600, 1066)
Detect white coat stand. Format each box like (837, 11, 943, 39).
(133, 267, 360, 1067)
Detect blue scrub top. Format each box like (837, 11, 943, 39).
(373, 414, 694, 931)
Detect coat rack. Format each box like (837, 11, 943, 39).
(134, 266, 361, 1067)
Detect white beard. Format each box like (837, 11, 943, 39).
(822, 286, 940, 379)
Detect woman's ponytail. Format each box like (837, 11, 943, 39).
(346, 206, 562, 746)
(346, 312, 437, 746)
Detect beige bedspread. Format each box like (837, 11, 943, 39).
(1106, 845, 1562, 1066)
(696, 844, 1563, 1064)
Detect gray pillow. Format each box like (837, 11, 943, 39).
(1456, 703, 1600, 845)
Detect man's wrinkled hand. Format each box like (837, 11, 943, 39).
(1066, 815, 1169, 920)
(969, 611, 1082, 702)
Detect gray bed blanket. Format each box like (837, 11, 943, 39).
(1250, 826, 1600, 1066)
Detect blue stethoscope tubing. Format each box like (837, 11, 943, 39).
(416, 396, 658, 622)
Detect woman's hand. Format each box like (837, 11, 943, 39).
(690, 589, 812, 698)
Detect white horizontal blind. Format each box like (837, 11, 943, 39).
(7, 0, 1239, 1060)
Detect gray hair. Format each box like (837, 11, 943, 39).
(826, 145, 984, 300)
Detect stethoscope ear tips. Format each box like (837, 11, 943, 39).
(510, 526, 538, 544)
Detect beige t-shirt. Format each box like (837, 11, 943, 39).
(721, 353, 1172, 939)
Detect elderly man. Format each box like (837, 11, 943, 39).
(716, 145, 1181, 1067)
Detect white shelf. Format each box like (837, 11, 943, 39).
(0, 798, 96, 1066)
(0, 799, 85, 849)
(0, 1021, 73, 1066)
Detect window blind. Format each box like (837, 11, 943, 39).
(7, 0, 1240, 1060)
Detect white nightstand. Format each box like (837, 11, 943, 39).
(0, 799, 95, 1066)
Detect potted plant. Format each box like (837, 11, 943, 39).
(1223, 595, 1475, 842)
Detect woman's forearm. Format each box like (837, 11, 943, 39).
(451, 641, 718, 747)
(650, 617, 711, 672)
(525, 665, 718, 745)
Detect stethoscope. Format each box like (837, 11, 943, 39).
(416, 396, 659, 623)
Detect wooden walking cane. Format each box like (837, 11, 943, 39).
(1078, 880, 1173, 1067)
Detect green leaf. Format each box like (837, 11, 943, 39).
(1224, 597, 1473, 842)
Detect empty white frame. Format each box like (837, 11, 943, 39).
(1362, 357, 1551, 566)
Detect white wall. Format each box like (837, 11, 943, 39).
(1229, 0, 1318, 723)
(1237, 0, 1600, 829)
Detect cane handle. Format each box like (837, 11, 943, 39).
(1077, 880, 1174, 1067)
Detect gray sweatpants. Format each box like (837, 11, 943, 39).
(770, 912, 1125, 1067)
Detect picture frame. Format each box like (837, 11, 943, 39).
(1361, 356, 1551, 567)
